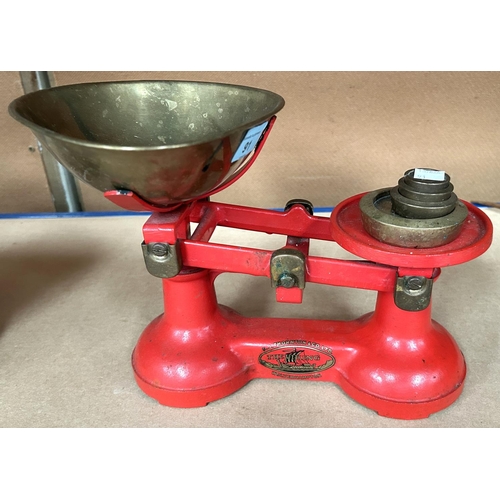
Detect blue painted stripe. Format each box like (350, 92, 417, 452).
(271, 206, 334, 213)
(472, 202, 496, 209)
(0, 207, 336, 219)
(0, 203, 492, 220)
(0, 211, 151, 219)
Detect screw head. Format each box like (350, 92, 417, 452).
(151, 243, 169, 257)
(277, 272, 297, 288)
(405, 276, 425, 291)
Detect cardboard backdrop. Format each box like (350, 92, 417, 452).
(1, 71, 499, 213)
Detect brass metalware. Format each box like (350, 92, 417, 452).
(9, 80, 285, 207)
(359, 189, 469, 248)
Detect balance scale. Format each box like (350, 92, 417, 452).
(9, 80, 493, 420)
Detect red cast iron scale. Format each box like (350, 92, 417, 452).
(11, 81, 492, 420)
(105, 140, 492, 420)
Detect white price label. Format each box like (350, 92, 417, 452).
(231, 121, 269, 162)
(414, 168, 446, 181)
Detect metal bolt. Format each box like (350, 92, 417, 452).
(151, 243, 169, 257)
(277, 272, 297, 288)
(405, 276, 425, 291)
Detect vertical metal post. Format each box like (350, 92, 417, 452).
(19, 71, 84, 212)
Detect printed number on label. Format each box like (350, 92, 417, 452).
(231, 121, 269, 162)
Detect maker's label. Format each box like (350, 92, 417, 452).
(259, 340, 335, 379)
(231, 121, 269, 162)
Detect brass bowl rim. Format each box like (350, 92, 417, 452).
(8, 79, 285, 152)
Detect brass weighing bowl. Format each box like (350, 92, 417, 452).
(9, 80, 285, 207)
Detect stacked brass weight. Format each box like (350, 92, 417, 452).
(359, 169, 468, 248)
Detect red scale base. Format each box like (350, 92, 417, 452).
(106, 190, 492, 420)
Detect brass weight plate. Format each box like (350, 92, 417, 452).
(359, 189, 469, 248)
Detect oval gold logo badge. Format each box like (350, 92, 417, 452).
(259, 340, 335, 376)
